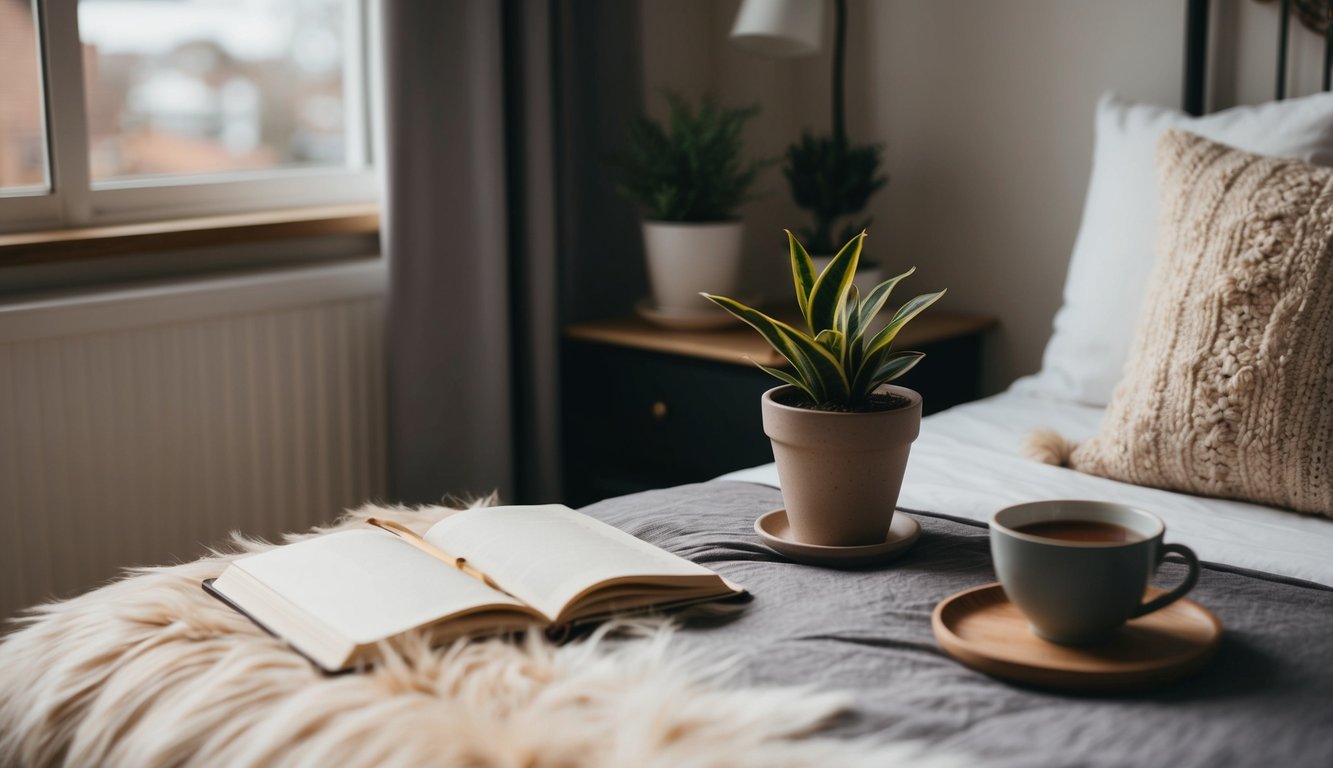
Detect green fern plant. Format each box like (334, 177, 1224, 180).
(611, 92, 769, 222)
(703, 231, 944, 410)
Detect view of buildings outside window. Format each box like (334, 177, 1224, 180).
(1, 0, 352, 191)
(80, 0, 350, 181)
(0, 0, 47, 193)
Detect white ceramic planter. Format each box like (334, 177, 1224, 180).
(643, 221, 744, 312)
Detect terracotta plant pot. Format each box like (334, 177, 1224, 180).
(643, 220, 744, 312)
(761, 384, 923, 546)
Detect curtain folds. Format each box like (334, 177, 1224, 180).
(380, 0, 642, 505)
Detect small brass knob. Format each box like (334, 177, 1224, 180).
(650, 400, 669, 421)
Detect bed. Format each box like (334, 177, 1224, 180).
(4, 2, 1333, 766)
(579, 478, 1333, 767)
(723, 388, 1333, 586)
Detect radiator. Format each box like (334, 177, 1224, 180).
(0, 262, 387, 619)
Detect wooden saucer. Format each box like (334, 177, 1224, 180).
(932, 583, 1222, 693)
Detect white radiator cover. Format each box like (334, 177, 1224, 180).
(0, 262, 387, 619)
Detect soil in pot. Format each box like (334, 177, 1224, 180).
(772, 387, 911, 413)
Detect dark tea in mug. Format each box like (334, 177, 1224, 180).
(1015, 520, 1144, 543)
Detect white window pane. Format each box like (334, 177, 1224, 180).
(79, 0, 351, 182)
(0, 0, 50, 194)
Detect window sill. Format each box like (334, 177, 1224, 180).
(0, 203, 380, 267)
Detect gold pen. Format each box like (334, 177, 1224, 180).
(366, 517, 504, 592)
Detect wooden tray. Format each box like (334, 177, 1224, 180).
(932, 583, 1222, 693)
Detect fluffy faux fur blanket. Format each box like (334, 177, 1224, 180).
(0, 504, 959, 768)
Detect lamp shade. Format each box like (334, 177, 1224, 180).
(729, 0, 824, 58)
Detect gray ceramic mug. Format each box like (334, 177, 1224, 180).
(990, 500, 1200, 644)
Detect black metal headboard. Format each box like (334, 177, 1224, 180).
(1183, 0, 1333, 116)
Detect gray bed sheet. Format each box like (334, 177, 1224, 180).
(582, 481, 1333, 768)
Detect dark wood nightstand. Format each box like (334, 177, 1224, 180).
(560, 311, 997, 506)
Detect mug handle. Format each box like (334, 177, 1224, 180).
(1131, 542, 1200, 618)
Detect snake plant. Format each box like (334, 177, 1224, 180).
(703, 231, 944, 410)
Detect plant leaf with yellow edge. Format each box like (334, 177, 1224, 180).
(702, 293, 833, 402)
(873, 350, 925, 384)
(787, 230, 817, 318)
(804, 232, 864, 334)
(864, 289, 946, 360)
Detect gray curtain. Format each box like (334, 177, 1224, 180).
(381, 0, 642, 505)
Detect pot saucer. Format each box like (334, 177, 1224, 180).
(932, 583, 1221, 692)
(634, 297, 744, 331)
(754, 509, 920, 567)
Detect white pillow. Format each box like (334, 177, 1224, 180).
(1013, 91, 1333, 406)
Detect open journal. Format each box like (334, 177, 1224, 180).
(205, 505, 745, 672)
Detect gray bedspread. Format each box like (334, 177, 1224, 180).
(582, 481, 1333, 768)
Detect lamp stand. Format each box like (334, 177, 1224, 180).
(833, 0, 847, 149)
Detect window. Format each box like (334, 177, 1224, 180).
(0, 0, 50, 196)
(0, 0, 374, 236)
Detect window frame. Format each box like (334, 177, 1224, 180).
(0, 0, 377, 237)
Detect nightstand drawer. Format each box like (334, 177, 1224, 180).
(562, 344, 773, 505)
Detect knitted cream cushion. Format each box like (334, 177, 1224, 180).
(1068, 130, 1333, 517)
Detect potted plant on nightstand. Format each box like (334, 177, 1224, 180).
(731, 0, 888, 295)
(785, 133, 887, 295)
(704, 230, 944, 547)
(612, 92, 769, 321)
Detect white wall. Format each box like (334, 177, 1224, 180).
(642, 0, 1328, 392)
